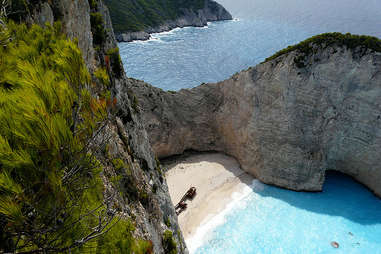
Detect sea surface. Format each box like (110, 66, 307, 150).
(191, 171, 381, 254)
(118, 0, 381, 253)
(119, 0, 381, 90)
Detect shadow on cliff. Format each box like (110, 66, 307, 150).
(162, 150, 254, 184)
(255, 170, 381, 225)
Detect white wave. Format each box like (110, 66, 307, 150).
(128, 35, 164, 44)
(197, 25, 209, 29)
(186, 181, 256, 254)
(151, 27, 182, 37)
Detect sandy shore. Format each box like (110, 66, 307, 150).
(164, 153, 254, 242)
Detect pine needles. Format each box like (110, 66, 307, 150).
(0, 21, 112, 253)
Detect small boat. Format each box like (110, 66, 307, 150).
(185, 187, 196, 200)
(175, 187, 197, 215)
(331, 241, 339, 248)
(175, 201, 187, 215)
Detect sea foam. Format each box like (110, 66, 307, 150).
(186, 181, 260, 254)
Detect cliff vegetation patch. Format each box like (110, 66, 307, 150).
(0, 20, 151, 253)
(265, 32, 381, 64)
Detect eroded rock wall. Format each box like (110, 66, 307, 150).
(132, 45, 381, 197)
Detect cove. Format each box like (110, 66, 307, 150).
(193, 171, 381, 254)
(117, 1, 381, 253)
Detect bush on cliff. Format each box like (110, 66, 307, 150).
(265, 32, 381, 63)
(0, 20, 153, 253)
(91, 12, 107, 46)
(0, 20, 111, 253)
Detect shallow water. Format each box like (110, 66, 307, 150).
(119, 0, 381, 90)
(194, 172, 381, 254)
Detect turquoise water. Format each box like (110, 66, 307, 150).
(118, 0, 381, 90)
(195, 172, 381, 254)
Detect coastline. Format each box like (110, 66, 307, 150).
(116, 19, 232, 43)
(163, 153, 254, 252)
(121, 24, 210, 44)
(115, 0, 233, 43)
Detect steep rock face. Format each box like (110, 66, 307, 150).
(28, 1, 188, 253)
(30, 0, 95, 68)
(114, 0, 232, 42)
(132, 44, 381, 197)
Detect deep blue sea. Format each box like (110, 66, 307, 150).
(118, 0, 381, 253)
(119, 0, 381, 90)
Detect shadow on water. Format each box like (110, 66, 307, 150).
(255, 170, 381, 225)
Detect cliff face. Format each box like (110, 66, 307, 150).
(104, 0, 232, 42)
(131, 41, 381, 197)
(26, 1, 187, 253)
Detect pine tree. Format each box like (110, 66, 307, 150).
(0, 20, 114, 253)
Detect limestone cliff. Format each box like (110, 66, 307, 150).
(103, 0, 232, 42)
(131, 34, 381, 197)
(21, 0, 187, 253)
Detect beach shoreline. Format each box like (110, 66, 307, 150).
(163, 153, 254, 251)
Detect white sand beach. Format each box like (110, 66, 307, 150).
(164, 153, 254, 243)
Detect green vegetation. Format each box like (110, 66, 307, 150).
(164, 216, 172, 227)
(92, 218, 153, 254)
(0, 20, 147, 253)
(265, 32, 381, 64)
(106, 47, 123, 78)
(90, 12, 106, 45)
(89, 0, 98, 10)
(162, 230, 177, 254)
(111, 158, 141, 202)
(0, 20, 108, 252)
(103, 0, 206, 33)
(95, 67, 111, 87)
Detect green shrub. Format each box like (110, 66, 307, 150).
(112, 158, 127, 171)
(165, 216, 171, 227)
(89, 0, 98, 10)
(265, 32, 381, 64)
(92, 218, 153, 254)
(90, 12, 106, 45)
(95, 67, 111, 87)
(111, 158, 141, 202)
(163, 230, 177, 254)
(0, 21, 110, 253)
(139, 190, 150, 208)
(106, 47, 123, 78)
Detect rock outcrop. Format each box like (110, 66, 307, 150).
(131, 38, 381, 197)
(113, 0, 232, 42)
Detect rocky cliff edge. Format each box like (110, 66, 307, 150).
(131, 34, 381, 197)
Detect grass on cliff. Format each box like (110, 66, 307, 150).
(265, 32, 381, 63)
(0, 20, 151, 253)
(103, 0, 205, 33)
